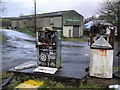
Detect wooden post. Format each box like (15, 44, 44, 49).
(34, 0, 36, 32)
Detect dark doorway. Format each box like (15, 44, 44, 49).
(73, 26, 79, 37)
(69, 29, 71, 37)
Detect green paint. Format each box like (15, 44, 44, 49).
(63, 19, 81, 23)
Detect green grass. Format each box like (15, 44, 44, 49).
(17, 28, 88, 42)
(0, 18, 10, 21)
(0, 35, 2, 42)
(2, 72, 68, 89)
(17, 28, 36, 37)
(113, 66, 120, 71)
(0, 27, 7, 29)
(62, 37, 88, 42)
(2, 71, 102, 89)
(113, 67, 120, 77)
(0, 26, 7, 29)
(0, 34, 6, 42)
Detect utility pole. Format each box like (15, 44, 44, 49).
(117, 1, 120, 41)
(34, 0, 37, 32)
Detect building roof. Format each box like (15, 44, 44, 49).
(1, 17, 20, 20)
(8, 10, 83, 20)
(38, 10, 70, 17)
(38, 10, 82, 17)
(20, 10, 83, 19)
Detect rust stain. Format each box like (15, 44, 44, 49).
(99, 50, 107, 56)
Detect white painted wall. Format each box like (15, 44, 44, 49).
(63, 26, 73, 37)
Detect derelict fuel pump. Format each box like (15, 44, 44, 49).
(36, 27, 61, 69)
(89, 23, 115, 78)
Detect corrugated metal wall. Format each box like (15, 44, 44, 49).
(73, 26, 79, 37)
(36, 17, 62, 29)
(11, 20, 17, 28)
(90, 49, 113, 78)
(53, 17, 62, 28)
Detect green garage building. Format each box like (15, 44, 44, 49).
(11, 10, 84, 37)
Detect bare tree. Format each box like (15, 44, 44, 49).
(98, 0, 120, 41)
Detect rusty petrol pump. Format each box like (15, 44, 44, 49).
(89, 23, 115, 78)
(34, 27, 61, 74)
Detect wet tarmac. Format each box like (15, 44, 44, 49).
(1, 29, 119, 79)
(1, 29, 37, 71)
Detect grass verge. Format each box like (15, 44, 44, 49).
(0, 35, 2, 42)
(79, 83, 100, 88)
(113, 66, 120, 72)
(17, 28, 36, 37)
(2, 72, 71, 89)
(16, 28, 88, 42)
(62, 37, 88, 42)
(2, 71, 101, 89)
(0, 34, 7, 42)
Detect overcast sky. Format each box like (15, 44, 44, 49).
(2, 0, 105, 18)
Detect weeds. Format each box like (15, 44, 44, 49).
(17, 28, 36, 37)
(79, 83, 100, 89)
(113, 66, 120, 72)
(2, 71, 104, 89)
(62, 37, 87, 42)
(0, 34, 7, 42)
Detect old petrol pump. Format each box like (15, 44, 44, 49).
(89, 23, 115, 78)
(34, 27, 61, 74)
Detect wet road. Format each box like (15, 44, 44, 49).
(1, 29, 37, 71)
(1, 29, 90, 72)
(1, 29, 119, 75)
